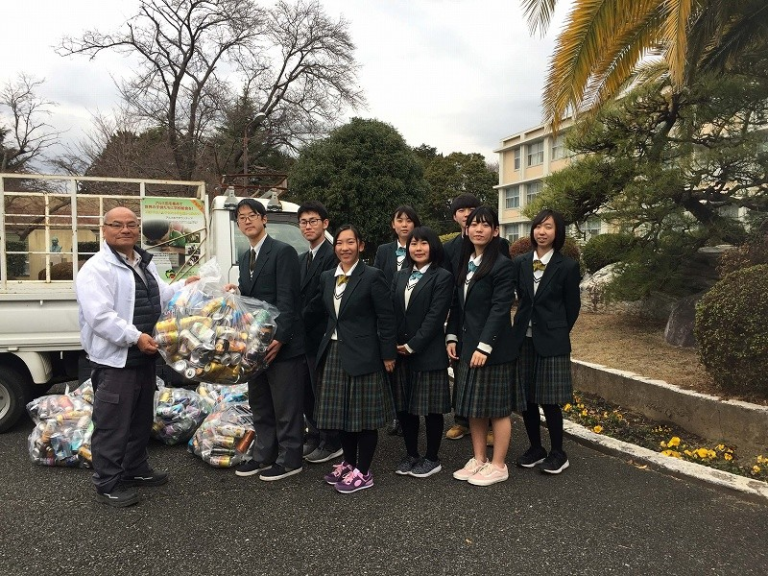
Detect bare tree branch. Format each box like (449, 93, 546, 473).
(0, 74, 61, 172)
(58, 0, 363, 180)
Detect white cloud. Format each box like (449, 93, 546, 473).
(0, 0, 569, 167)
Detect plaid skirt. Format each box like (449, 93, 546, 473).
(453, 360, 523, 419)
(315, 341, 395, 432)
(519, 337, 573, 405)
(392, 357, 451, 415)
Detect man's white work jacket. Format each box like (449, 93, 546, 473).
(75, 241, 181, 368)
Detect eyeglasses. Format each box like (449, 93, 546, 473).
(237, 213, 262, 223)
(104, 221, 139, 230)
(299, 218, 323, 227)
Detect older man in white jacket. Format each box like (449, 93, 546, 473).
(76, 207, 194, 507)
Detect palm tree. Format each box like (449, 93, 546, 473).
(521, 0, 768, 129)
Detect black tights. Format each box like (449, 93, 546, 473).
(339, 429, 378, 474)
(522, 403, 564, 452)
(398, 411, 444, 461)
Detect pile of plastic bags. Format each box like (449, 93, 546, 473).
(188, 402, 254, 468)
(152, 385, 210, 445)
(27, 381, 95, 468)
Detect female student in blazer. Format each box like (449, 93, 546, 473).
(312, 224, 397, 493)
(373, 205, 421, 286)
(446, 206, 522, 487)
(391, 226, 453, 478)
(511, 209, 581, 475)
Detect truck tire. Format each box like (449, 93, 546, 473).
(0, 367, 27, 433)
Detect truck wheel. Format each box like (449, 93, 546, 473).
(0, 367, 27, 433)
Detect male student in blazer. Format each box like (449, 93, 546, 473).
(297, 201, 342, 463)
(226, 198, 306, 481)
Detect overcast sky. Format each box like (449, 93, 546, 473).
(0, 0, 570, 167)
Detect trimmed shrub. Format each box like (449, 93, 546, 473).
(440, 231, 459, 244)
(77, 241, 100, 258)
(694, 264, 768, 399)
(717, 234, 768, 277)
(582, 233, 635, 274)
(508, 236, 581, 262)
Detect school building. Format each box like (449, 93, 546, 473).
(494, 118, 608, 243)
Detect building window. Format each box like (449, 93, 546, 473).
(552, 136, 567, 160)
(513, 149, 521, 171)
(527, 141, 544, 166)
(505, 186, 520, 209)
(584, 218, 602, 239)
(526, 181, 542, 205)
(717, 204, 739, 219)
(506, 222, 529, 242)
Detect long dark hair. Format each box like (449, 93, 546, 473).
(457, 206, 501, 285)
(404, 226, 443, 268)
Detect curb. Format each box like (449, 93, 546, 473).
(561, 417, 768, 503)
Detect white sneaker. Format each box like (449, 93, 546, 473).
(467, 463, 509, 486)
(452, 457, 487, 481)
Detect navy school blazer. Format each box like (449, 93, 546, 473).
(313, 262, 397, 377)
(392, 265, 453, 373)
(373, 240, 404, 286)
(238, 235, 305, 361)
(510, 251, 581, 357)
(299, 240, 337, 356)
(446, 256, 517, 366)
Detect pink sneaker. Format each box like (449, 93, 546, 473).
(452, 457, 488, 481)
(335, 468, 374, 494)
(324, 461, 353, 485)
(467, 462, 509, 486)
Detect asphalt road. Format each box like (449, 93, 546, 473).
(1, 409, 767, 576)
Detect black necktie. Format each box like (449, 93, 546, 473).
(306, 250, 313, 271)
(249, 249, 256, 274)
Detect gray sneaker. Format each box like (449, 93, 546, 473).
(304, 446, 344, 464)
(409, 458, 442, 478)
(395, 455, 419, 475)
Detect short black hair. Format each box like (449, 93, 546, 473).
(297, 200, 329, 221)
(530, 209, 566, 252)
(392, 205, 421, 227)
(236, 198, 266, 217)
(449, 193, 480, 215)
(404, 226, 444, 267)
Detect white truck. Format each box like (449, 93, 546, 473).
(0, 173, 308, 432)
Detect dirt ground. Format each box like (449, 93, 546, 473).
(569, 312, 722, 397)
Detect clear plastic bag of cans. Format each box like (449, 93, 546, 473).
(188, 403, 255, 468)
(152, 385, 211, 445)
(195, 382, 249, 412)
(26, 394, 94, 468)
(26, 392, 92, 425)
(153, 259, 279, 385)
(67, 379, 94, 404)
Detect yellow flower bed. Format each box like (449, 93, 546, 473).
(565, 392, 767, 482)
